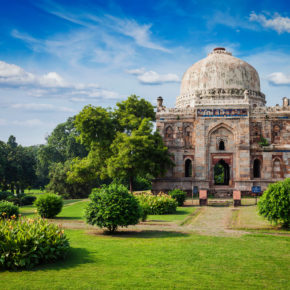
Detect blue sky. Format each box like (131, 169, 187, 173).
(0, 0, 289, 145)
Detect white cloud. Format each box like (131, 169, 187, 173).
(125, 68, 146, 75)
(127, 68, 179, 85)
(267, 72, 290, 86)
(249, 12, 290, 33)
(0, 60, 120, 101)
(11, 103, 75, 112)
(33, 2, 170, 53)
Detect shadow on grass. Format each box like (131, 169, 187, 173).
(96, 230, 189, 239)
(1, 247, 94, 273)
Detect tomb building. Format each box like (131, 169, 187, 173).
(153, 47, 290, 196)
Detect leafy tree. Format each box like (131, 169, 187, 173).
(85, 183, 141, 233)
(46, 160, 93, 198)
(258, 178, 290, 228)
(71, 95, 173, 192)
(107, 119, 173, 192)
(37, 117, 88, 187)
(114, 94, 155, 132)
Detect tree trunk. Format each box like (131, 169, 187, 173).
(129, 176, 133, 193)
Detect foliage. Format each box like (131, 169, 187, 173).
(107, 119, 174, 192)
(259, 136, 270, 147)
(34, 194, 63, 218)
(0, 201, 19, 219)
(168, 189, 187, 206)
(258, 178, 290, 227)
(46, 160, 93, 198)
(0, 217, 70, 269)
(0, 192, 36, 206)
(37, 117, 88, 187)
(71, 95, 173, 192)
(214, 164, 224, 184)
(85, 183, 141, 232)
(135, 192, 177, 215)
(0, 191, 13, 201)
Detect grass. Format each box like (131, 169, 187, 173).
(0, 229, 289, 289)
(4, 197, 289, 289)
(20, 199, 86, 217)
(147, 206, 196, 222)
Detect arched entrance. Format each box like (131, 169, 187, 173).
(214, 159, 230, 185)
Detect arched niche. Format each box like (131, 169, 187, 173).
(185, 159, 192, 177)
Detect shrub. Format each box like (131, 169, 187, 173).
(169, 189, 187, 206)
(34, 194, 63, 218)
(0, 201, 19, 219)
(85, 183, 141, 233)
(135, 192, 177, 215)
(258, 178, 290, 227)
(20, 195, 37, 206)
(0, 192, 14, 201)
(0, 217, 70, 269)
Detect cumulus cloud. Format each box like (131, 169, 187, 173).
(127, 68, 179, 85)
(11, 103, 75, 112)
(250, 12, 290, 34)
(0, 60, 120, 100)
(268, 72, 290, 86)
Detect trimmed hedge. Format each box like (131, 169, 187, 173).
(0, 201, 19, 219)
(135, 192, 177, 215)
(85, 183, 141, 233)
(34, 194, 63, 218)
(169, 189, 187, 206)
(0, 217, 70, 269)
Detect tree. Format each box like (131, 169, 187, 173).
(114, 94, 155, 132)
(37, 117, 88, 187)
(46, 160, 93, 198)
(258, 178, 290, 228)
(70, 95, 174, 192)
(107, 119, 173, 192)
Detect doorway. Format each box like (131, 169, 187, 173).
(214, 159, 230, 185)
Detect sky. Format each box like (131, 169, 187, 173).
(0, 0, 289, 146)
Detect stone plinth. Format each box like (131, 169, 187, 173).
(199, 190, 207, 206)
(233, 190, 241, 207)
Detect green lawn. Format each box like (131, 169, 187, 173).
(1, 229, 289, 289)
(147, 206, 196, 222)
(20, 199, 85, 217)
(4, 198, 289, 289)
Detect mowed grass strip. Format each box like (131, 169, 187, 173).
(20, 199, 86, 217)
(0, 229, 289, 289)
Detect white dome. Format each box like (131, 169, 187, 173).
(176, 48, 265, 108)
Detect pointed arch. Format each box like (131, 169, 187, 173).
(165, 126, 173, 139)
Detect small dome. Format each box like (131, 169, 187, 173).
(176, 48, 265, 108)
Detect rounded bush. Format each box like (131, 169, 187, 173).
(34, 194, 63, 218)
(0, 217, 70, 269)
(135, 192, 177, 215)
(85, 183, 141, 233)
(0, 192, 14, 201)
(0, 201, 19, 219)
(20, 195, 37, 206)
(169, 189, 187, 206)
(258, 178, 290, 227)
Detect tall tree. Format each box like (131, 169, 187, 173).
(70, 95, 173, 192)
